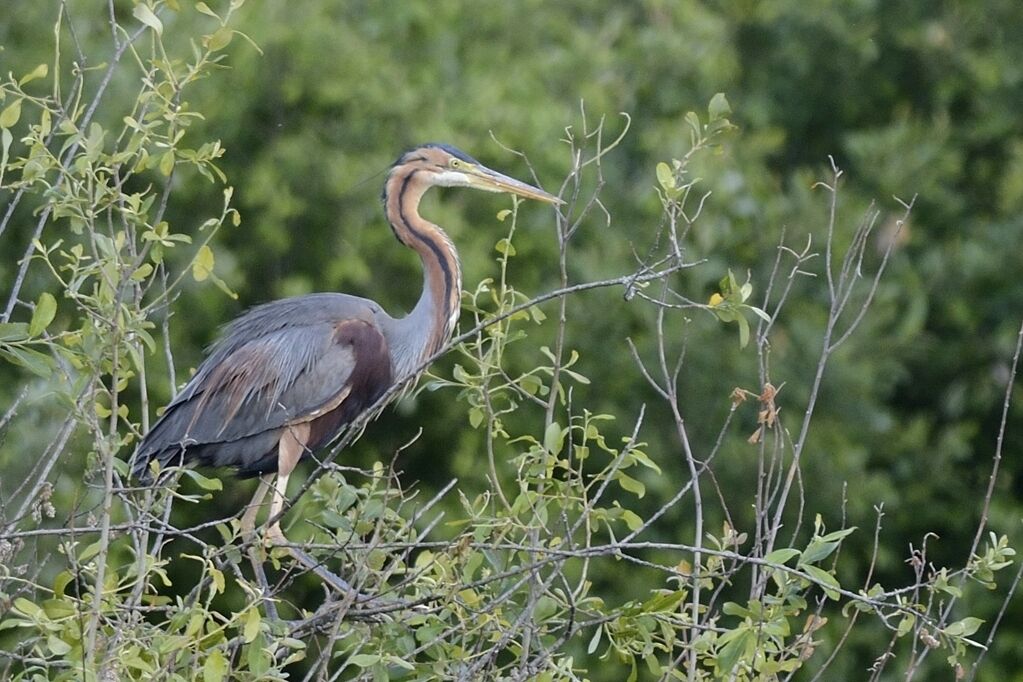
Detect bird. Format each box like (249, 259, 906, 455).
(131, 142, 560, 595)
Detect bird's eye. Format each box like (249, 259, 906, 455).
(449, 158, 462, 169)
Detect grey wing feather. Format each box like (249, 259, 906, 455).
(131, 293, 388, 479)
(178, 323, 357, 440)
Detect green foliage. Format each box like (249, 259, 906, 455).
(707, 270, 770, 348)
(2, 2, 1023, 681)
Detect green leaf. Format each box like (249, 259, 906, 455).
(760, 658, 800, 675)
(945, 617, 983, 638)
(195, 2, 219, 18)
(763, 548, 800, 565)
(243, 608, 261, 643)
(348, 653, 380, 668)
(496, 209, 512, 222)
(819, 527, 857, 543)
(897, 613, 916, 637)
(159, 150, 175, 176)
(802, 565, 841, 600)
(389, 656, 416, 672)
(737, 314, 750, 348)
(748, 305, 772, 323)
(0, 99, 22, 129)
(628, 448, 661, 474)
(207, 271, 239, 300)
(799, 539, 840, 566)
(543, 421, 565, 454)
(620, 509, 643, 531)
(519, 374, 542, 396)
(0, 346, 53, 377)
(133, 3, 164, 35)
(203, 649, 227, 682)
(210, 566, 225, 594)
(684, 111, 701, 134)
(85, 122, 105, 159)
(644, 653, 661, 676)
(18, 63, 49, 86)
(708, 92, 731, 121)
(53, 570, 73, 598)
(0, 322, 29, 342)
(13, 598, 41, 618)
(192, 244, 215, 282)
(722, 601, 753, 618)
(29, 292, 57, 336)
(562, 367, 590, 384)
(206, 26, 234, 51)
(42, 599, 75, 619)
(1, 127, 12, 184)
(184, 469, 223, 491)
(495, 238, 517, 256)
(47, 635, 71, 656)
(641, 590, 686, 613)
(716, 628, 753, 675)
(725, 269, 740, 292)
(587, 625, 602, 654)
(656, 162, 674, 191)
(131, 263, 154, 281)
(617, 472, 646, 498)
(0, 619, 29, 631)
(78, 540, 103, 563)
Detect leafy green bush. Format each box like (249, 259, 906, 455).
(1, 3, 1020, 681)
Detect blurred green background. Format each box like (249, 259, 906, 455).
(2, 1, 1022, 678)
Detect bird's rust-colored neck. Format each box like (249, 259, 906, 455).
(384, 166, 462, 360)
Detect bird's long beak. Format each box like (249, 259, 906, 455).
(468, 165, 563, 205)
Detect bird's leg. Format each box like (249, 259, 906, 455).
(264, 423, 306, 546)
(266, 423, 372, 601)
(240, 474, 272, 539)
(241, 474, 279, 621)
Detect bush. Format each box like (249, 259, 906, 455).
(1, 3, 1019, 681)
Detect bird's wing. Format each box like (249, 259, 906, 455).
(132, 295, 392, 478)
(183, 321, 364, 441)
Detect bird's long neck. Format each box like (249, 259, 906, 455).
(383, 167, 462, 378)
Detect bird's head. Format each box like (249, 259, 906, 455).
(392, 143, 562, 205)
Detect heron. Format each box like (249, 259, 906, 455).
(131, 143, 560, 595)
